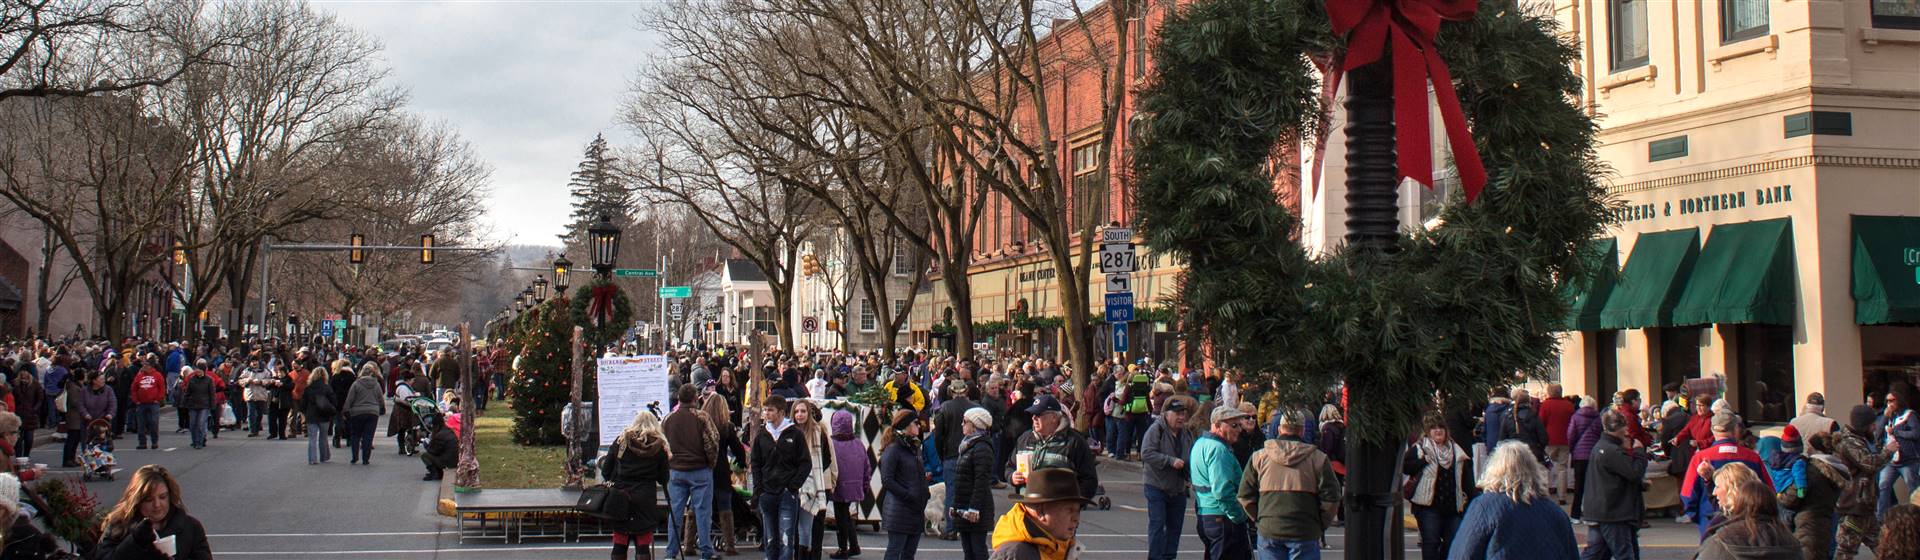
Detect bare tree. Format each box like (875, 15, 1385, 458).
(0, 0, 230, 100)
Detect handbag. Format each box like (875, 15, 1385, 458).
(577, 484, 616, 517)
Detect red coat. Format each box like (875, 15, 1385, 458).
(131, 368, 166, 405)
(1539, 397, 1576, 446)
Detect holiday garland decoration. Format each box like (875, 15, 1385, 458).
(1135, 0, 1615, 443)
(568, 279, 633, 349)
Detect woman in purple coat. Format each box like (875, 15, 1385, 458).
(828, 409, 872, 559)
(1565, 396, 1604, 521)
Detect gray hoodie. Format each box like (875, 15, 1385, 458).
(341, 374, 387, 418)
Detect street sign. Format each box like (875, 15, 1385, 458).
(320, 320, 335, 339)
(1105, 272, 1132, 293)
(615, 268, 660, 278)
(1102, 226, 1133, 244)
(1113, 322, 1130, 353)
(657, 286, 691, 298)
(1105, 292, 1134, 322)
(334, 319, 347, 331)
(669, 301, 684, 320)
(802, 316, 819, 333)
(1100, 243, 1137, 274)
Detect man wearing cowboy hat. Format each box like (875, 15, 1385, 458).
(989, 468, 1088, 560)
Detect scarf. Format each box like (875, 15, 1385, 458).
(1419, 437, 1456, 469)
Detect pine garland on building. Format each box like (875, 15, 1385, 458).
(1135, 0, 1616, 443)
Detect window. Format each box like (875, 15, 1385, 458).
(1648, 136, 1688, 162)
(1130, 0, 1148, 78)
(1721, 0, 1768, 44)
(750, 306, 777, 336)
(893, 244, 912, 276)
(859, 299, 876, 332)
(1071, 141, 1109, 232)
(1873, 0, 1920, 30)
(1609, 0, 1650, 71)
(1735, 324, 1795, 424)
(893, 299, 909, 331)
(1656, 327, 1703, 391)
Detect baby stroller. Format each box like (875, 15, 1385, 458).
(407, 396, 444, 452)
(81, 418, 117, 482)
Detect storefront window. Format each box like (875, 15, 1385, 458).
(1594, 330, 1620, 402)
(1735, 324, 1794, 423)
(1872, 0, 1920, 30)
(1657, 327, 1703, 390)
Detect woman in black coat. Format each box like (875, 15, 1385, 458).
(601, 411, 669, 560)
(878, 410, 930, 560)
(950, 409, 997, 560)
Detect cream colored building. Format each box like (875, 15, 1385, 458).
(1552, 0, 1920, 421)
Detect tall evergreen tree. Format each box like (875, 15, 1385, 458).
(562, 134, 631, 246)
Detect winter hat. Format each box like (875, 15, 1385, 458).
(1851, 404, 1878, 433)
(1780, 424, 1803, 453)
(964, 407, 993, 431)
(1711, 411, 1739, 434)
(0, 473, 19, 510)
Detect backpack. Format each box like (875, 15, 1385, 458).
(1124, 374, 1151, 414)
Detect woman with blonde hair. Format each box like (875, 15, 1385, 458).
(790, 399, 836, 560)
(1447, 441, 1578, 559)
(601, 410, 669, 560)
(97, 465, 210, 559)
(1698, 462, 1797, 560)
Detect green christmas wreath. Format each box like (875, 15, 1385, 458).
(1135, 0, 1616, 442)
(568, 279, 634, 349)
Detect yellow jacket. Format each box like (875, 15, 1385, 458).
(989, 503, 1082, 560)
(885, 380, 926, 412)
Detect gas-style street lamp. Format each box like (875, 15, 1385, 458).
(552, 254, 572, 294)
(533, 275, 548, 303)
(587, 215, 621, 277)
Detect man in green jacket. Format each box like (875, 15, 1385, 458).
(1190, 405, 1252, 560)
(1237, 411, 1342, 559)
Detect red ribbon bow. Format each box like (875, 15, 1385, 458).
(587, 284, 619, 327)
(1328, 0, 1487, 202)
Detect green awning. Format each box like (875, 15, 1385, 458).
(1600, 228, 1700, 329)
(1853, 215, 1920, 325)
(1671, 218, 1796, 326)
(1563, 238, 1618, 331)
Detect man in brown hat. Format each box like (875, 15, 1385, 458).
(989, 468, 1088, 560)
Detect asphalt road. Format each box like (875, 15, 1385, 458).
(26, 409, 1773, 559)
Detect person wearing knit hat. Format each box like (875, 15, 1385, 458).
(951, 407, 999, 557)
(1765, 425, 1809, 521)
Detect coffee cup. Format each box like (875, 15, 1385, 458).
(154, 534, 176, 556)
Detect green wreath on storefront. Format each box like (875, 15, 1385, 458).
(1134, 0, 1616, 442)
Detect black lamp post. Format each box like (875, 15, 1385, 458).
(552, 255, 572, 295)
(587, 215, 622, 278)
(1342, 58, 1405, 560)
(533, 276, 548, 303)
(514, 294, 526, 312)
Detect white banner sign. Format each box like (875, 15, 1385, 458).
(597, 355, 672, 446)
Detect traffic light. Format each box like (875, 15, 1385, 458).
(349, 233, 364, 264)
(801, 253, 822, 276)
(420, 234, 435, 264)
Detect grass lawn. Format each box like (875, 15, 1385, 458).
(471, 405, 569, 489)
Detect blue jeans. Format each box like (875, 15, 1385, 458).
(1112, 416, 1137, 458)
(248, 400, 267, 434)
(307, 421, 331, 463)
(757, 490, 800, 560)
(667, 469, 715, 558)
(1414, 505, 1463, 560)
(1258, 535, 1321, 560)
(1879, 462, 1920, 515)
(1105, 416, 1123, 454)
(135, 403, 161, 447)
(1197, 515, 1251, 560)
(1145, 484, 1188, 560)
(188, 409, 208, 448)
(942, 457, 960, 533)
(884, 531, 922, 560)
(1580, 521, 1640, 560)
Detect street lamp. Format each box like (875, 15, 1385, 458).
(533, 276, 548, 303)
(514, 294, 526, 312)
(587, 215, 622, 277)
(521, 287, 535, 309)
(268, 299, 278, 316)
(552, 254, 572, 294)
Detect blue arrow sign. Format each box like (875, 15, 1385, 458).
(1104, 292, 1134, 322)
(1113, 322, 1130, 353)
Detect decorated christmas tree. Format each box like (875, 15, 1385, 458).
(509, 299, 578, 445)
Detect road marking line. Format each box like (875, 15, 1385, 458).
(210, 531, 451, 538)
(163, 448, 178, 452)
(1115, 504, 1147, 512)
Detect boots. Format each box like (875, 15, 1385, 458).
(717, 510, 737, 555)
(682, 509, 698, 557)
(613, 541, 630, 560)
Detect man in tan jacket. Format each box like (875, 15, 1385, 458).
(1238, 411, 1342, 559)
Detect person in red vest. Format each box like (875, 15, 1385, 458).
(130, 359, 167, 450)
(1680, 411, 1773, 539)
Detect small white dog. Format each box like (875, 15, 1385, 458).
(924, 482, 950, 537)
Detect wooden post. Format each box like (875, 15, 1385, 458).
(563, 326, 586, 489)
(455, 322, 480, 491)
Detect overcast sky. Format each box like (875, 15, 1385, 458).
(318, 1, 655, 247)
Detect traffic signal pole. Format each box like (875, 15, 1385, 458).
(254, 239, 491, 341)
